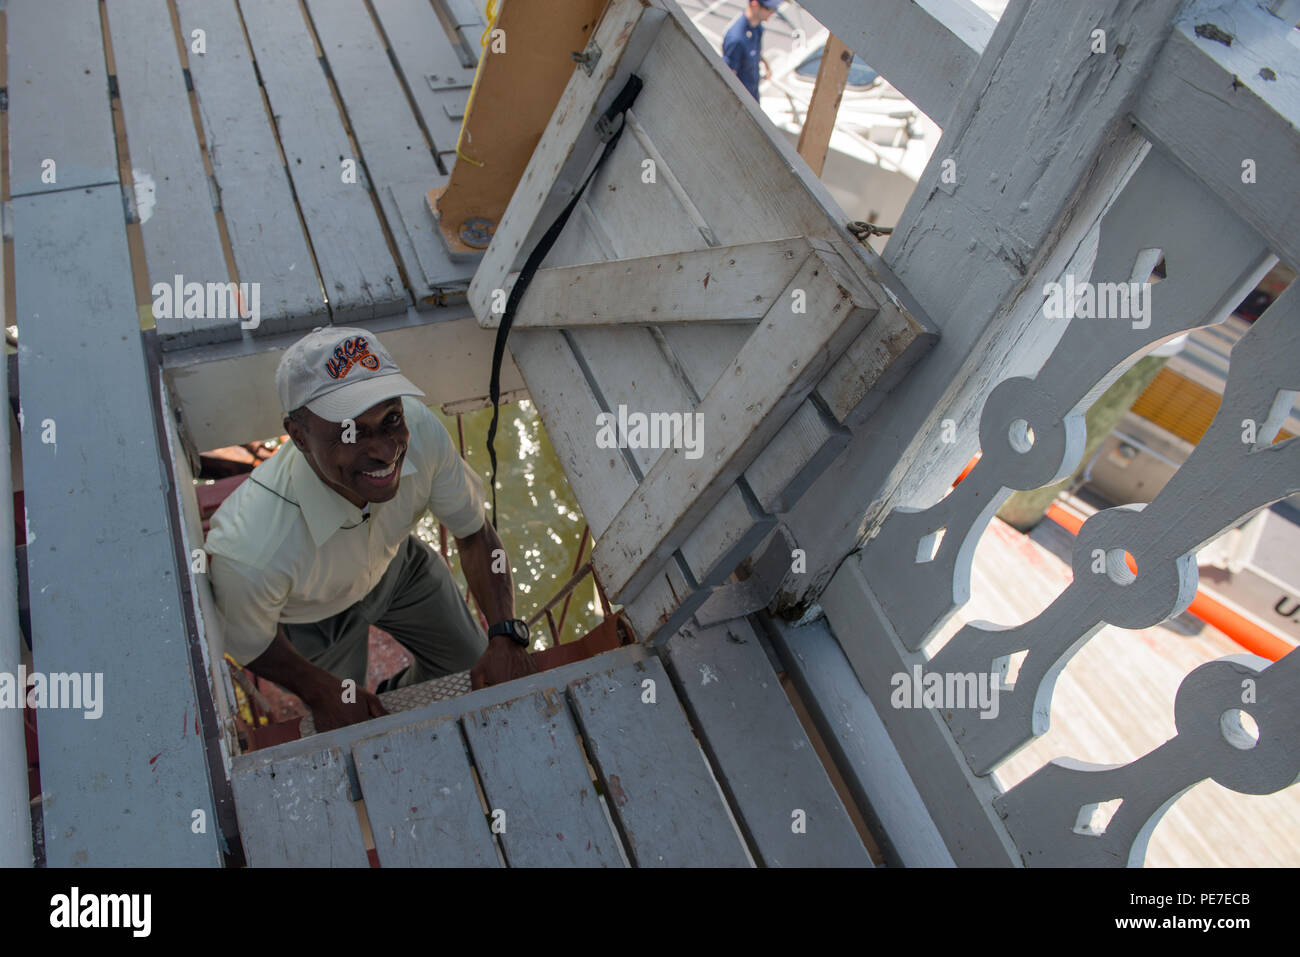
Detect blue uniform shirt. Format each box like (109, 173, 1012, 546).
(722, 14, 763, 100)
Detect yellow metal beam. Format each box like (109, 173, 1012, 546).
(431, 0, 610, 255)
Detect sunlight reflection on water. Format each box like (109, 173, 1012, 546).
(416, 399, 604, 648)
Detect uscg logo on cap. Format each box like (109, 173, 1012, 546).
(325, 335, 381, 380)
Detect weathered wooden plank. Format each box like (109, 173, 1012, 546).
(763, 616, 957, 867)
(593, 243, 879, 600)
(622, 565, 712, 644)
(435, 0, 488, 62)
(815, 300, 933, 427)
(371, 0, 479, 158)
(745, 399, 847, 513)
(175, 0, 327, 332)
(352, 718, 499, 867)
(442, 0, 485, 31)
(106, 0, 236, 347)
(817, 562, 1018, 865)
(799, 0, 994, 126)
(692, 526, 797, 628)
(567, 656, 751, 866)
(12, 185, 221, 866)
(239, 0, 408, 321)
(461, 690, 624, 866)
(305, 0, 471, 299)
(232, 747, 370, 866)
(678, 485, 775, 587)
(1134, 0, 1300, 271)
(7, 0, 119, 197)
(796, 32, 853, 177)
(664, 620, 873, 866)
(487, 240, 810, 328)
(235, 645, 648, 775)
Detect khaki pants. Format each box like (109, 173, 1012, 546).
(280, 535, 486, 688)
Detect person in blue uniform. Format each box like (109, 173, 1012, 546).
(722, 0, 780, 100)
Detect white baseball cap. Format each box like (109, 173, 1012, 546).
(276, 327, 425, 423)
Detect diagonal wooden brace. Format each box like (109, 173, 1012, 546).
(592, 238, 883, 601)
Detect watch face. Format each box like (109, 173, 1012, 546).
(494, 619, 529, 645)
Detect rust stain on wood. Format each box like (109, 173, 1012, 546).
(607, 773, 628, 807)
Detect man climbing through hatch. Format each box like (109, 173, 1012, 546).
(205, 327, 536, 732)
(722, 0, 780, 101)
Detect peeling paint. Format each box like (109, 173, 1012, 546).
(607, 774, 628, 807)
(1193, 22, 1233, 46)
(131, 169, 156, 224)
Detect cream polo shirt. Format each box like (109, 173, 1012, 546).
(205, 396, 487, 665)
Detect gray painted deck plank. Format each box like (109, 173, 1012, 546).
(235, 644, 648, 774)
(305, 0, 471, 300)
(370, 0, 477, 159)
(352, 717, 500, 867)
(106, 0, 236, 347)
(12, 185, 220, 866)
(663, 619, 873, 866)
(232, 746, 370, 866)
(238, 0, 408, 322)
(433, 0, 487, 76)
(765, 617, 955, 867)
(461, 690, 623, 867)
(7, 0, 119, 197)
(175, 0, 328, 332)
(568, 656, 750, 867)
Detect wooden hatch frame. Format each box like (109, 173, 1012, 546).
(467, 0, 935, 635)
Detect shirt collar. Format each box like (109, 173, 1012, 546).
(288, 448, 419, 548)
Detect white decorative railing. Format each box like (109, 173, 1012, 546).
(796, 0, 1299, 865)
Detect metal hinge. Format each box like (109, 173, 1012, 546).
(570, 39, 601, 76)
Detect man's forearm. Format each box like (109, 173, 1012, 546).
(245, 627, 340, 705)
(455, 520, 516, 627)
(457, 519, 536, 689)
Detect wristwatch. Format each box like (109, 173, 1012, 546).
(487, 618, 530, 647)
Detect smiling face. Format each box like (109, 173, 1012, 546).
(285, 397, 409, 508)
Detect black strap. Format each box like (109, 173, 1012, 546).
(485, 74, 644, 528)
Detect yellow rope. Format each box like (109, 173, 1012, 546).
(454, 0, 500, 168)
